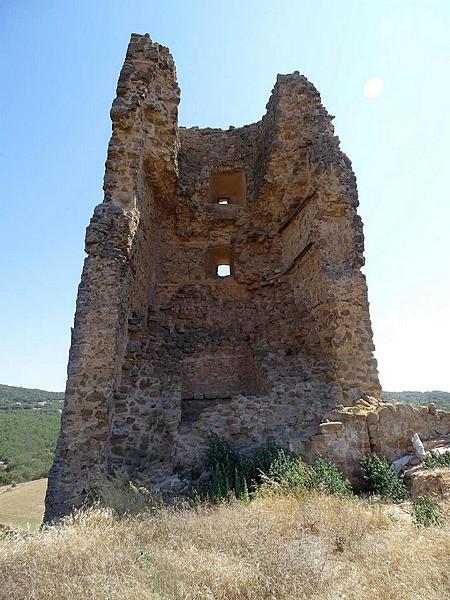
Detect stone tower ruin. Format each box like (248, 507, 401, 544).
(45, 34, 382, 521)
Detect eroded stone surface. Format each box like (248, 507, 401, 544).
(44, 33, 385, 521)
(409, 468, 450, 502)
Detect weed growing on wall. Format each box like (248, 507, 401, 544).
(91, 471, 163, 516)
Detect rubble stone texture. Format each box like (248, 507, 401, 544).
(295, 398, 450, 484)
(45, 33, 383, 521)
(409, 467, 450, 501)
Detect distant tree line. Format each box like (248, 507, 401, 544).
(384, 390, 450, 411)
(0, 385, 63, 484)
(0, 384, 64, 410)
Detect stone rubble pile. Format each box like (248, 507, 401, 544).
(388, 432, 450, 501)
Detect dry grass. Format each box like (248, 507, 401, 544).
(0, 493, 449, 600)
(0, 478, 46, 530)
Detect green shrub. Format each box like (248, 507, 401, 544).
(260, 450, 351, 497)
(206, 433, 249, 501)
(205, 436, 353, 501)
(311, 455, 352, 496)
(0, 470, 13, 486)
(205, 435, 285, 501)
(423, 451, 450, 470)
(261, 449, 314, 493)
(245, 441, 282, 483)
(360, 454, 409, 502)
(412, 495, 444, 527)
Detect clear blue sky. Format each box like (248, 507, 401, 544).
(1, 0, 449, 392)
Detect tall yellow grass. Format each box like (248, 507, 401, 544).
(1, 494, 449, 600)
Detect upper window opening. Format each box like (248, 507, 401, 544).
(209, 171, 246, 205)
(217, 264, 230, 277)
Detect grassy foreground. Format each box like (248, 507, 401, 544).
(1, 494, 449, 600)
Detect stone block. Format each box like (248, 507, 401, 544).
(319, 421, 344, 433)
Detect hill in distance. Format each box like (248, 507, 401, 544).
(0, 385, 63, 485)
(0, 384, 64, 411)
(383, 390, 450, 411)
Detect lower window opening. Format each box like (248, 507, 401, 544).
(217, 264, 231, 277)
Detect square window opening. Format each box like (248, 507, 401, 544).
(208, 171, 246, 205)
(206, 246, 233, 278)
(217, 264, 231, 277)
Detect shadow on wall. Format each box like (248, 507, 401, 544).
(181, 349, 267, 424)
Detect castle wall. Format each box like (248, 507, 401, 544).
(45, 34, 381, 521)
(44, 34, 180, 521)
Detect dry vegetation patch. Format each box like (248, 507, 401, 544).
(0, 478, 46, 529)
(1, 494, 449, 600)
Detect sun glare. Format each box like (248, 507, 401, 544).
(363, 77, 384, 99)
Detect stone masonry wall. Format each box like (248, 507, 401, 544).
(295, 398, 450, 484)
(45, 34, 383, 521)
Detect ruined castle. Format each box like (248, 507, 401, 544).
(44, 33, 388, 521)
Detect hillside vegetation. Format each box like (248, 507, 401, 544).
(0, 384, 63, 410)
(0, 385, 62, 485)
(0, 412, 61, 485)
(384, 390, 450, 410)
